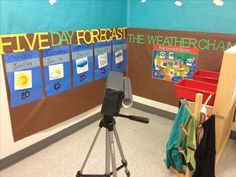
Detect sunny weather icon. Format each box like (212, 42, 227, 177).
(48, 63, 64, 80)
(14, 70, 32, 90)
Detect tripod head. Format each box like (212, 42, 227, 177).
(101, 71, 149, 124)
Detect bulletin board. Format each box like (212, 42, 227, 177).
(127, 28, 236, 106)
(1, 28, 127, 141)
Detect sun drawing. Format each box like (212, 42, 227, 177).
(14, 70, 32, 90)
(55, 68, 61, 75)
(49, 63, 64, 80)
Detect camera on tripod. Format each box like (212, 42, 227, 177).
(76, 71, 149, 177)
(101, 71, 132, 116)
(101, 71, 149, 123)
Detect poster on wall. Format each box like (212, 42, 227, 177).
(94, 41, 111, 81)
(4, 50, 44, 107)
(152, 45, 198, 82)
(71, 44, 93, 87)
(42, 46, 71, 96)
(112, 39, 127, 73)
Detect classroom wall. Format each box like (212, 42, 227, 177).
(128, 0, 236, 34)
(126, 0, 236, 106)
(0, 0, 127, 34)
(0, 0, 127, 159)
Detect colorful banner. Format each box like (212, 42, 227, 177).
(152, 45, 198, 82)
(112, 39, 127, 73)
(94, 41, 111, 80)
(0, 28, 127, 54)
(4, 50, 44, 107)
(71, 44, 93, 87)
(42, 46, 71, 96)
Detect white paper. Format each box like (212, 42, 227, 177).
(115, 50, 123, 64)
(49, 63, 64, 80)
(98, 53, 108, 68)
(14, 70, 32, 90)
(76, 57, 89, 74)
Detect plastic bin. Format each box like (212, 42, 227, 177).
(193, 70, 219, 84)
(175, 79, 217, 106)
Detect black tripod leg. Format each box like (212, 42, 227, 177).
(113, 126, 130, 177)
(78, 127, 102, 175)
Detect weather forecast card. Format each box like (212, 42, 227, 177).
(42, 46, 71, 96)
(71, 44, 93, 87)
(4, 50, 44, 107)
(112, 39, 127, 73)
(94, 41, 111, 81)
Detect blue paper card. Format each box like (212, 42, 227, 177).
(71, 44, 93, 87)
(42, 46, 71, 96)
(94, 41, 111, 80)
(112, 39, 127, 73)
(4, 50, 44, 107)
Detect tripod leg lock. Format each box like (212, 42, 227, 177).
(121, 159, 128, 167)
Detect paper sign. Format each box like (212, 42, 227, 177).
(94, 41, 111, 81)
(71, 44, 94, 87)
(115, 50, 123, 64)
(42, 46, 71, 96)
(112, 39, 127, 73)
(4, 50, 44, 107)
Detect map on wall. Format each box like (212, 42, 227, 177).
(152, 45, 199, 82)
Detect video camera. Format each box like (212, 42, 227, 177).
(101, 71, 149, 124)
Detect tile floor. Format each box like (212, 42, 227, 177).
(1, 108, 235, 177)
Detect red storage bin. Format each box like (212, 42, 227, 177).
(175, 79, 217, 106)
(193, 70, 219, 84)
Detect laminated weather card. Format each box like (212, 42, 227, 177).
(112, 39, 127, 73)
(4, 50, 43, 107)
(94, 41, 111, 81)
(152, 45, 198, 82)
(71, 44, 93, 87)
(42, 46, 71, 96)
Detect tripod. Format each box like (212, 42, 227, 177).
(76, 115, 130, 177)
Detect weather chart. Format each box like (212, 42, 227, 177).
(112, 39, 127, 73)
(94, 41, 111, 81)
(152, 45, 198, 82)
(42, 46, 71, 96)
(4, 50, 44, 107)
(71, 44, 93, 87)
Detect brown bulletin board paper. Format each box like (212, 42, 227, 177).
(127, 28, 236, 106)
(11, 79, 105, 141)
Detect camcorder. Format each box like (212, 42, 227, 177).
(101, 71, 149, 124)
